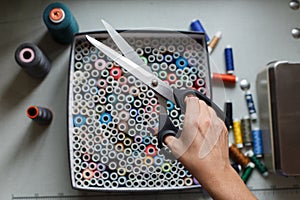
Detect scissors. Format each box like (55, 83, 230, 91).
(86, 20, 229, 149)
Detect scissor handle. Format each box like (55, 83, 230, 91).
(173, 88, 230, 129)
(157, 88, 229, 149)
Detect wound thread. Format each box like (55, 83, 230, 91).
(15, 43, 51, 78)
(229, 144, 250, 168)
(43, 2, 79, 44)
(241, 116, 252, 147)
(233, 119, 243, 148)
(26, 106, 53, 125)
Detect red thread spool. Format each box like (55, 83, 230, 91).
(212, 73, 238, 84)
(167, 73, 177, 84)
(110, 67, 122, 80)
(145, 144, 157, 157)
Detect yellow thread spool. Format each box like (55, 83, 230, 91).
(233, 119, 243, 148)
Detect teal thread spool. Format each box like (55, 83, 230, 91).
(43, 2, 79, 44)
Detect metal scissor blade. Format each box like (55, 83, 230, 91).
(86, 35, 176, 104)
(101, 19, 152, 73)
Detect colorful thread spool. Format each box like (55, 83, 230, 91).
(15, 43, 51, 78)
(190, 19, 210, 42)
(208, 31, 222, 54)
(229, 144, 250, 168)
(240, 79, 257, 120)
(252, 128, 264, 157)
(26, 106, 53, 125)
(241, 162, 255, 183)
(233, 119, 243, 148)
(43, 2, 79, 44)
(224, 100, 233, 129)
(212, 73, 238, 84)
(224, 46, 234, 74)
(247, 150, 268, 177)
(241, 116, 252, 147)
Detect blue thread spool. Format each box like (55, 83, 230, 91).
(252, 128, 264, 158)
(176, 57, 188, 69)
(43, 2, 79, 44)
(224, 46, 234, 74)
(73, 115, 86, 127)
(190, 19, 210, 42)
(240, 79, 257, 120)
(100, 112, 112, 124)
(15, 43, 51, 78)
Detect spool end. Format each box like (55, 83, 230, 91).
(26, 106, 39, 119)
(49, 8, 65, 23)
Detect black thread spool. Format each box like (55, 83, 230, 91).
(15, 43, 51, 78)
(224, 100, 233, 128)
(26, 106, 53, 125)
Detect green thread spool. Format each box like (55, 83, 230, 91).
(241, 162, 254, 183)
(247, 150, 268, 177)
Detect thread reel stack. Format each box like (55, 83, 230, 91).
(68, 31, 211, 190)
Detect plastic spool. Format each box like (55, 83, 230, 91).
(15, 43, 51, 78)
(43, 2, 79, 44)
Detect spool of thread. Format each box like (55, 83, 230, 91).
(241, 116, 252, 147)
(224, 46, 234, 74)
(246, 150, 268, 177)
(43, 2, 79, 44)
(15, 43, 51, 78)
(241, 162, 255, 183)
(26, 106, 53, 125)
(224, 100, 233, 129)
(212, 73, 238, 84)
(233, 120, 243, 148)
(252, 128, 264, 157)
(240, 79, 257, 120)
(231, 163, 242, 174)
(229, 144, 250, 168)
(190, 19, 210, 42)
(208, 31, 222, 54)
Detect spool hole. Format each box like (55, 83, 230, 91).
(27, 106, 39, 119)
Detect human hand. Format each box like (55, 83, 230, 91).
(164, 96, 229, 183)
(164, 97, 257, 200)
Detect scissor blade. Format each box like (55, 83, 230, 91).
(86, 35, 176, 104)
(101, 19, 152, 73)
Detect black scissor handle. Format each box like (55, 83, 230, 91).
(173, 88, 229, 129)
(157, 88, 229, 148)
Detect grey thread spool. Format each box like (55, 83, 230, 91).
(15, 43, 51, 78)
(241, 116, 252, 147)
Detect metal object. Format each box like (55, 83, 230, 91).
(291, 28, 300, 39)
(256, 61, 300, 176)
(289, 0, 300, 10)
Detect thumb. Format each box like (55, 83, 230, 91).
(164, 135, 180, 157)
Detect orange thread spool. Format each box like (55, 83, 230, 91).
(229, 144, 250, 168)
(212, 73, 238, 84)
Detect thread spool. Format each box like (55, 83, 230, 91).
(43, 2, 79, 44)
(241, 116, 252, 147)
(175, 57, 188, 69)
(207, 31, 222, 54)
(229, 144, 250, 168)
(233, 120, 243, 148)
(241, 162, 255, 183)
(224, 100, 233, 129)
(246, 150, 268, 177)
(252, 128, 264, 157)
(224, 46, 234, 74)
(212, 73, 238, 84)
(15, 43, 51, 78)
(190, 19, 210, 42)
(240, 79, 257, 120)
(26, 106, 53, 125)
